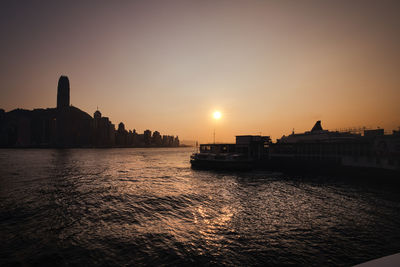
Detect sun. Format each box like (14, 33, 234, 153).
(213, 111, 222, 120)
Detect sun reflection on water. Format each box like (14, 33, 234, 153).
(1, 148, 400, 266)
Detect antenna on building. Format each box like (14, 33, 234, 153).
(213, 128, 215, 144)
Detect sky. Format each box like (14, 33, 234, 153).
(1, 0, 399, 143)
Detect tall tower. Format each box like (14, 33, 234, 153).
(57, 76, 70, 109)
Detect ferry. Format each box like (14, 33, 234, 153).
(190, 136, 271, 171)
(190, 121, 400, 174)
(268, 121, 400, 173)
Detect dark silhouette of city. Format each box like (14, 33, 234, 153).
(0, 76, 180, 148)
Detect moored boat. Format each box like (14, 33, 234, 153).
(190, 150, 254, 171)
(190, 136, 271, 171)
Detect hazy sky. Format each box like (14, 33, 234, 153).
(1, 0, 399, 142)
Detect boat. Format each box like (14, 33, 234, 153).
(190, 121, 400, 174)
(268, 121, 400, 174)
(190, 136, 271, 171)
(190, 147, 254, 171)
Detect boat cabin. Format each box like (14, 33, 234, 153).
(199, 144, 236, 154)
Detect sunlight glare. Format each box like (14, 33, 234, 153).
(213, 111, 222, 120)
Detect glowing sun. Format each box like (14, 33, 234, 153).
(213, 111, 222, 120)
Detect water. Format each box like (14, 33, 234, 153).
(1, 148, 400, 266)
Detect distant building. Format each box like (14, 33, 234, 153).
(162, 135, 168, 146)
(57, 76, 70, 109)
(136, 134, 145, 146)
(144, 130, 152, 145)
(161, 135, 179, 147)
(0, 109, 6, 146)
(152, 131, 162, 146)
(174, 136, 180, 147)
(168, 136, 174, 146)
(94, 110, 101, 119)
(0, 75, 180, 148)
(130, 129, 140, 146)
(93, 109, 115, 147)
(116, 122, 128, 146)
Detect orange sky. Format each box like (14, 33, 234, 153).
(1, 1, 399, 143)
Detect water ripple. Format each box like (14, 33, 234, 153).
(1, 148, 400, 266)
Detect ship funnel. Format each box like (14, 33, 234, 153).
(311, 120, 323, 132)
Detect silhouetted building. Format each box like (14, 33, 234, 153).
(0, 109, 6, 146)
(174, 136, 180, 147)
(54, 76, 92, 147)
(162, 135, 168, 146)
(57, 76, 70, 109)
(116, 122, 128, 146)
(144, 130, 152, 145)
(136, 134, 145, 146)
(127, 130, 133, 146)
(93, 109, 115, 147)
(152, 131, 162, 146)
(168, 136, 174, 146)
(94, 110, 101, 119)
(0, 75, 180, 148)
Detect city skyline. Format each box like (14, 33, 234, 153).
(1, 0, 399, 143)
(1, 2, 400, 266)
(0, 75, 180, 148)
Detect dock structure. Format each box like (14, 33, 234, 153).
(191, 121, 400, 173)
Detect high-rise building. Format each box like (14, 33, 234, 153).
(0, 75, 180, 148)
(152, 131, 162, 146)
(57, 76, 70, 108)
(144, 129, 152, 145)
(94, 110, 102, 119)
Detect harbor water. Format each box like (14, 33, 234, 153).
(1, 148, 400, 266)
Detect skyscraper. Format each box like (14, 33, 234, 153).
(57, 76, 70, 109)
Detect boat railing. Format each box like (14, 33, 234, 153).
(191, 152, 251, 161)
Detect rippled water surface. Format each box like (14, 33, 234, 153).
(1, 148, 400, 266)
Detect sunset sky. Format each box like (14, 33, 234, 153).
(1, 0, 399, 143)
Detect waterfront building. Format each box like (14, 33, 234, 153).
(136, 134, 145, 146)
(94, 110, 101, 119)
(57, 76, 70, 109)
(53, 76, 92, 147)
(162, 135, 168, 146)
(93, 109, 115, 147)
(144, 130, 152, 145)
(174, 136, 180, 147)
(0, 76, 179, 148)
(167, 136, 174, 146)
(129, 129, 139, 146)
(152, 131, 162, 146)
(116, 122, 128, 147)
(0, 76, 92, 147)
(0, 109, 6, 146)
